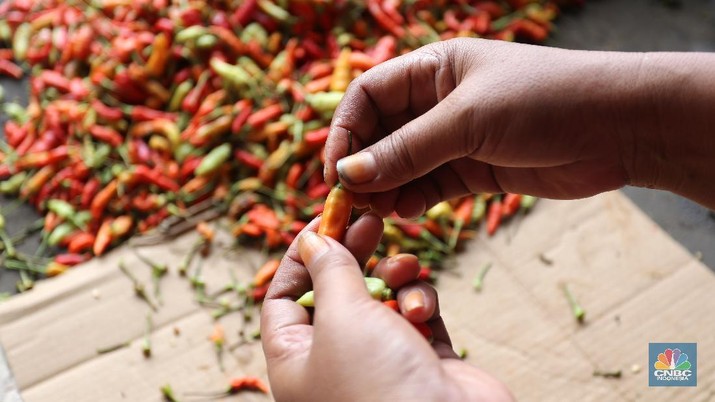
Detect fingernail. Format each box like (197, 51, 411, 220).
(298, 232, 329, 264)
(403, 289, 425, 314)
(388, 253, 417, 268)
(336, 152, 377, 185)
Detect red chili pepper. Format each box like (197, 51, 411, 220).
(54, 253, 89, 266)
(231, 99, 253, 134)
(307, 182, 330, 199)
(501, 193, 522, 217)
(417, 266, 433, 282)
(80, 178, 100, 209)
(231, 0, 258, 26)
(131, 106, 177, 122)
(304, 127, 330, 147)
(234, 150, 264, 170)
(251, 283, 270, 303)
(15, 145, 69, 169)
(89, 125, 123, 147)
(247, 103, 283, 128)
(133, 165, 179, 192)
(247, 204, 280, 230)
(68, 232, 96, 254)
(91, 100, 124, 121)
(413, 322, 434, 342)
(383, 299, 399, 312)
(285, 163, 304, 189)
(0, 59, 23, 79)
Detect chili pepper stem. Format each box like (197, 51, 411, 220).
(561, 283, 586, 323)
(473, 262, 492, 292)
(119, 260, 159, 312)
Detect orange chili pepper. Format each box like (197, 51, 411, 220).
(196, 221, 215, 242)
(486, 196, 503, 236)
(93, 219, 113, 256)
(317, 185, 353, 242)
(329, 47, 352, 92)
(252, 258, 280, 287)
(90, 179, 118, 220)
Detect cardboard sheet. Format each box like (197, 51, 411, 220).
(0, 191, 712, 402)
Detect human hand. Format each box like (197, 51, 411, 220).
(261, 213, 514, 402)
(324, 38, 715, 215)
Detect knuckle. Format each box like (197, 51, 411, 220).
(378, 131, 417, 181)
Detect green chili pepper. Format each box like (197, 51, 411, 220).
(305, 92, 344, 113)
(169, 80, 194, 112)
(472, 196, 487, 222)
(175, 25, 209, 43)
(0, 85, 4, 103)
(257, 0, 291, 21)
(47, 199, 85, 228)
(0, 172, 27, 195)
(12, 23, 31, 62)
(3, 102, 29, 124)
(210, 58, 251, 90)
(196, 143, 232, 177)
(196, 33, 218, 49)
(297, 277, 390, 307)
(241, 22, 268, 46)
(47, 222, 75, 247)
(520, 195, 537, 211)
(0, 21, 11, 42)
(174, 142, 196, 163)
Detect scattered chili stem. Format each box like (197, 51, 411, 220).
(458, 348, 469, 360)
(142, 313, 153, 358)
(561, 283, 586, 323)
(134, 251, 168, 304)
(178, 239, 204, 276)
(118, 260, 159, 312)
(160, 384, 181, 402)
(538, 253, 554, 266)
(473, 262, 492, 292)
(96, 341, 130, 354)
(16, 269, 34, 292)
(592, 370, 622, 379)
(0, 213, 16, 258)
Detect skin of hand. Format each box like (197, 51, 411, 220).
(324, 38, 715, 217)
(261, 213, 514, 402)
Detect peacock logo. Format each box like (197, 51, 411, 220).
(654, 348, 691, 370)
(649, 343, 697, 387)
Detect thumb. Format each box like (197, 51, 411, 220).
(335, 92, 471, 193)
(297, 232, 371, 308)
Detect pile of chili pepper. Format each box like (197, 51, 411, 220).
(0, 0, 582, 289)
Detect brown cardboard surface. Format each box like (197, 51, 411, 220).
(0, 190, 712, 402)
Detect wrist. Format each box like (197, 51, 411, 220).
(619, 52, 715, 208)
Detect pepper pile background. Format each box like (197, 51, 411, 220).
(0, 0, 582, 289)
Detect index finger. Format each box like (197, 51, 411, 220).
(325, 45, 455, 185)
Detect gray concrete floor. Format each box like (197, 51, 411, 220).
(0, 1, 714, 297)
